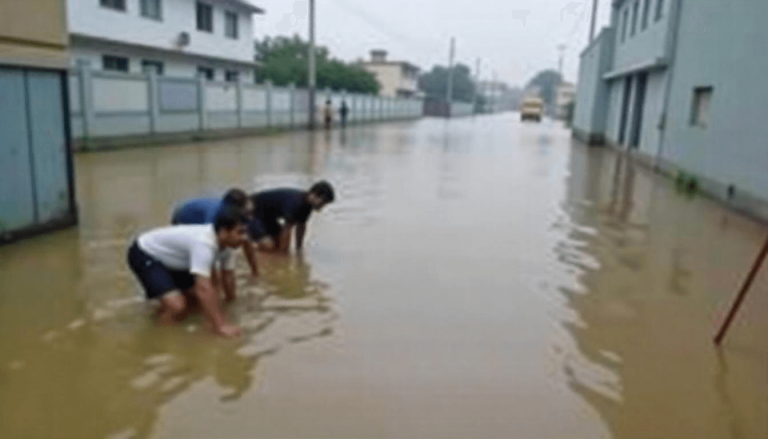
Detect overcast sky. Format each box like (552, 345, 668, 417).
(251, 0, 613, 86)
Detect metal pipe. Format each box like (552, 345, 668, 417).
(714, 236, 768, 345)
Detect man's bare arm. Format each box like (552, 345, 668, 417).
(221, 270, 237, 303)
(242, 241, 259, 276)
(194, 276, 240, 336)
(295, 222, 307, 251)
(278, 225, 293, 253)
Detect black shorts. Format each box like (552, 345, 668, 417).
(127, 241, 195, 300)
(248, 216, 281, 241)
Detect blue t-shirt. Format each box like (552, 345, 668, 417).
(172, 198, 223, 225)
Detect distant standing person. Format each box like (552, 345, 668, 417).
(126, 205, 247, 337)
(324, 99, 333, 129)
(248, 181, 336, 254)
(339, 100, 349, 128)
(171, 188, 260, 277)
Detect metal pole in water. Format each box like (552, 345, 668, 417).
(714, 236, 768, 345)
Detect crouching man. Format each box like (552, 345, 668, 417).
(127, 205, 246, 337)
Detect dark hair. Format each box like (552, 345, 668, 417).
(222, 188, 248, 209)
(214, 205, 248, 232)
(309, 180, 335, 203)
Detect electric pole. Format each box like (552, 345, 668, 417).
(446, 37, 455, 108)
(589, 0, 599, 43)
(308, 0, 316, 130)
(557, 44, 567, 80)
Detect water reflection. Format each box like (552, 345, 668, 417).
(2, 115, 767, 438)
(0, 245, 337, 439)
(555, 141, 768, 439)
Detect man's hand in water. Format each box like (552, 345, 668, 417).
(217, 324, 242, 338)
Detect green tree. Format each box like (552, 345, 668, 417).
(525, 69, 562, 107)
(254, 35, 380, 94)
(419, 64, 475, 102)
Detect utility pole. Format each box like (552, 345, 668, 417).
(308, 0, 316, 130)
(471, 57, 481, 114)
(589, 0, 599, 43)
(492, 71, 498, 113)
(446, 37, 455, 107)
(557, 44, 567, 79)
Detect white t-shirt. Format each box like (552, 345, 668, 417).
(137, 225, 236, 278)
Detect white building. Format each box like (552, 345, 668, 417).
(361, 50, 420, 98)
(556, 82, 576, 119)
(67, 0, 263, 82)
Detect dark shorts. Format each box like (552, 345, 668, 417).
(127, 242, 195, 300)
(248, 216, 281, 242)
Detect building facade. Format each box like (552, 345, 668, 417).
(0, 0, 77, 243)
(67, 0, 263, 82)
(361, 50, 420, 98)
(573, 0, 768, 219)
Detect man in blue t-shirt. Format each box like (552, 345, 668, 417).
(171, 188, 260, 277)
(249, 181, 335, 254)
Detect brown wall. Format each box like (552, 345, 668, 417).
(0, 0, 69, 68)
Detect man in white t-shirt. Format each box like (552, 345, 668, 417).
(127, 205, 247, 337)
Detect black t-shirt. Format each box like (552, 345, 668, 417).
(251, 188, 312, 226)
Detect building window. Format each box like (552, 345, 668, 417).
(198, 66, 214, 81)
(691, 87, 713, 128)
(141, 60, 164, 75)
(141, 0, 162, 20)
(621, 8, 629, 43)
(631, 1, 639, 36)
(225, 11, 239, 39)
(103, 55, 129, 72)
(196, 2, 213, 32)
(225, 70, 240, 82)
(655, 0, 665, 22)
(641, 0, 651, 30)
(100, 0, 126, 11)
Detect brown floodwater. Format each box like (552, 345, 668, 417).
(1, 114, 767, 439)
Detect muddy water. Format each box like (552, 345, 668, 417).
(1, 114, 767, 438)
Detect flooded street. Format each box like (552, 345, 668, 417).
(1, 114, 767, 438)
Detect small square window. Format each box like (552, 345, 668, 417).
(103, 55, 129, 72)
(631, 1, 639, 36)
(655, 0, 665, 22)
(641, 0, 651, 30)
(142, 60, 164, 75)
(621, 9, 629, 43)
(225, 70, 240, 83)
(197, 2, 213, 32)
(141, 0, 162, 20)
(225, 11, 239, 39)
(691, 87, 713, 128)
(198, 66, 215, 81)
(100, 0, 126, 11)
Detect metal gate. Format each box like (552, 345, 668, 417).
(0, 66, 76, 242)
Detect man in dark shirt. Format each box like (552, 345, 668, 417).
(249, 181, 335, 253)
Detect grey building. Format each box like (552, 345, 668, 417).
(573, 0, 768, 219)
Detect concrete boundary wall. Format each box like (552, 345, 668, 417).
(69, 68, 424, 150)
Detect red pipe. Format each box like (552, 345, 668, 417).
(714, 236, 768, 345)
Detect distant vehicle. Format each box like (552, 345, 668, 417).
(520, 97, 544, 122)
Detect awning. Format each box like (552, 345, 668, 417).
(602, 58, 668, 80)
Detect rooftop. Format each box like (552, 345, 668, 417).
(211, 0, 265, 14)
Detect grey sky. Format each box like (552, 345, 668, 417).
(252, 0, 613, 86)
